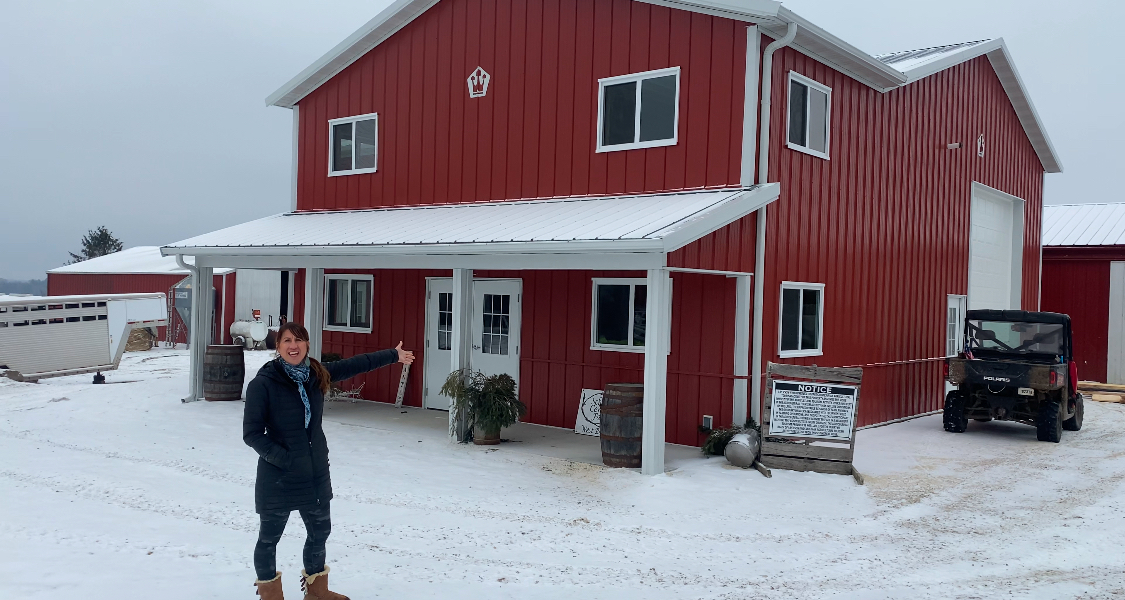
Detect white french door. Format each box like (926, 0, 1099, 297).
(422, 278, 522, 410)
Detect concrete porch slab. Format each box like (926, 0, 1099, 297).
(322, 399, 706, 472)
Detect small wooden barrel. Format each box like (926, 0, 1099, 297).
(203, 345, 245, 401)
(600, 383, 644, 468)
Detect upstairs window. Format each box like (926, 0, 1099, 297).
(787, 72, 831, 159)
(591, 279, 647, 352)
(329, 113, 378, 176)
(597, 67, 680, 152)
(324, 274, 373, 332)
(779, 282, 824, 357)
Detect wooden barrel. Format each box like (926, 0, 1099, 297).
(203, 345, 245, 401)
(600, 383, 644, 468)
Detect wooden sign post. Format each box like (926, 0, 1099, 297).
(760, 362, 864, 485)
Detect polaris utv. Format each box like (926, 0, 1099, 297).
(944, 310, 1083, 442)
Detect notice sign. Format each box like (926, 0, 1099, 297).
(768, 380, 858, 441)
(574, 389, 603, 436)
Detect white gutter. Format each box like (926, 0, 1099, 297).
(750, 22, 797, 426)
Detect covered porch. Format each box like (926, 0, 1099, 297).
(162, 185, 779, 474)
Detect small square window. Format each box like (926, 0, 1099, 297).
(591, 279, 648, 352)
(779, 282, 823, 357)
(597, 68, 679, 153)
(324, 274, 373, 332)
(786, 72, 831, 159)
(329, 113, 378, 175)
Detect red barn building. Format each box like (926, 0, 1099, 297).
(164, 0, 1061, 473)
(1041, 204, 1125, 385)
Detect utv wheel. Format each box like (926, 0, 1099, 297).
(1063, 394, 1084, 431)
(1036, 399, 1063, 443)
(943, 391, 968, 433)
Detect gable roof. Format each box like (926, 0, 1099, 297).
(48, 246, 234, 276)
(265, 0, 1061, 173)
(1042, 204, 1125, 247)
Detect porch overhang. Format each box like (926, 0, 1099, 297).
(160, 185, 779, 270)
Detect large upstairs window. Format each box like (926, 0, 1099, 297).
(597, 67, 680, 153)
(329, 113, 378, 176)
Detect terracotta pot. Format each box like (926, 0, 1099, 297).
(473, 423, 501, 445)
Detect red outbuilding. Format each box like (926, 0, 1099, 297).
(163, 0, 1062, 473)
(1041, 204, 1125, 384)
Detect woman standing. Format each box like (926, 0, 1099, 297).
(244, 322, 413, 599)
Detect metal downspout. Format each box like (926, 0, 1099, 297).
(751, 22, 797, 425)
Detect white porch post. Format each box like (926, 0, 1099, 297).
(187, 266, 214, 402)
(641, 268, 671, 475)
(449, 268, 474, 441)
(303, 268, 324, 361)
(733, 274, 752, 426)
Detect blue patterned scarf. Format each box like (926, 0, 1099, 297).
(279, 357, 312, 428)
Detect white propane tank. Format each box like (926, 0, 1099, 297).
(724, 432, 761, 468)
(230, 320, 269, 347)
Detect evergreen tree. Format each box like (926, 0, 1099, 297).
(67, 226, 123, 264)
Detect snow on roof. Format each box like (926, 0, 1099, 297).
(47, 246, 233, 276)
(1042, 204, 1125, 247)
(162, 186, 779, 256)
(263, 1, 1061, 173)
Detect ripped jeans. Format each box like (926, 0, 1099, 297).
(254, 503, 331, 581)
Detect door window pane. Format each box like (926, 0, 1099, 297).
(350, 279, 370, 328)
(355, 119, 377, 169)
(788, 80, 807, 147)
(595, 284, 630, 345)
(438, 292, 452, 351)
(601, 81, 637, 146)
(639, 75, 676, 142)
(800, 289, 820, 350)
(332, 123, 353, 172)
(481, 293, 510, 355)
(780, 288, 801, 351)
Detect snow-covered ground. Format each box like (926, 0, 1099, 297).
(2, 348, 1123, 599)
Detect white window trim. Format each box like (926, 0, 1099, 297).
(328, 112, 379, 177)
(323, 274, 374, 333)
(778, 281, 825, 358)
(785, 71, 831, 161)
(591, 277, 648, 353)
(596, 66, 680, 153)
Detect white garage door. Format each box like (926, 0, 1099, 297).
(968, 186, 1022, 310)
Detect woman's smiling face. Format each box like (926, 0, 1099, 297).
(277, 331, 308, 366)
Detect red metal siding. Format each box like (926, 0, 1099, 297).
(1041, 258, 1109, 382)
(307, 268, 735, 446)
(294, 0, 745, 211)
(760, 46, 1046, 427)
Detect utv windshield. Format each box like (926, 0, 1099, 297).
(966, 320, 1065, 355)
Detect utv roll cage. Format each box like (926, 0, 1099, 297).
(963, 309, 1072, 360)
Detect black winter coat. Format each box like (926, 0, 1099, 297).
(243, 349, 397, 513)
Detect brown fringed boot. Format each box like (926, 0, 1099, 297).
(301, 566, 350, 600)
(254, 572, 284, 600)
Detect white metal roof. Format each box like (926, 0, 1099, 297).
(162, 186, 778, 258)
(264, 1, 1061, 174)
(0, 292, 166, 307)
(47, 246, 233, 276)
(1042, 204, 1125, 247)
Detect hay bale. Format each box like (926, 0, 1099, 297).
(124, 328, 154, 352)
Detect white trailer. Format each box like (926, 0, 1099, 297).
(0, 293, 167, 383)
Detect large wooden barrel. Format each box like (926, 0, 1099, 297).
(600, 383, 644, 468)
(203, 345, 245, 401)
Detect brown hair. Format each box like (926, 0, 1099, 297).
(276, 321, 332, 394)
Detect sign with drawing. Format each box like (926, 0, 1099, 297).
(467, 67, 490, 98)
(574, 388, 603, 436)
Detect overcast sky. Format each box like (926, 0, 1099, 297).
(1, 0, 1120, 280)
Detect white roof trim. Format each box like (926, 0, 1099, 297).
(265, 0, 1059, 173)
(162, 185, 780, 259)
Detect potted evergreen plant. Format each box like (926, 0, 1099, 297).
(440, 369, 525, 444)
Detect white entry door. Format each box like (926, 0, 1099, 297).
(945, 294, 968, 395)
(471, 279, 522, 384)
(968, 185, 1023, 310)
(422, 278, 522, 410)
(1109, 262, 1125, 385)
